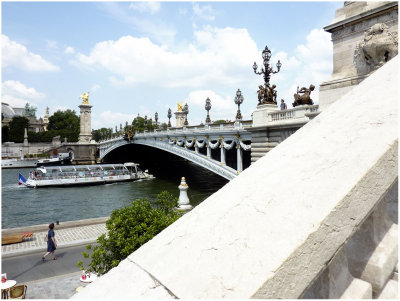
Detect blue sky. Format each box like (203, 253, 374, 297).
(2, 1, 343, 130)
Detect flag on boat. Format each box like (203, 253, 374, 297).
(18, 173, 27, 185)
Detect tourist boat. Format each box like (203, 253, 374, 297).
(19, 163, 154, 188)
(35, 152, 73, 167)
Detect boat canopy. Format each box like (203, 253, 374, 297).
(35, 164, 132, 173)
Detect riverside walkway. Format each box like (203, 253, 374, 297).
(1, 217, 107, 299)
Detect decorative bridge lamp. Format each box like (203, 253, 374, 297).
(167, 108, 172, 127)
(253, 45, 282, 104)
(234, 89, 244, 121)
(183, 103, 189, 126)
(205, 97, 211, 124)
(154, 112, 158, 129)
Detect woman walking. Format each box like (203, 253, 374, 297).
(42, 223, 57, 261)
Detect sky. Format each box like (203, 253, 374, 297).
(2, 1, 343, 130)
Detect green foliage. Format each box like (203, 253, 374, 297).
(8, 116, 29, 143)
(92, 128, 113, 142)
(131, 116, 155, 133)
(77, 191, 181, 275)
(213, 120, 227, 124)
(160, 122, 168, 130)
(2, 125, 9, 143)
(47, 110, 80, 141)
(48, 109, 79, 131)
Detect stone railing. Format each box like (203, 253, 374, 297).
(268, 104, 319, 123)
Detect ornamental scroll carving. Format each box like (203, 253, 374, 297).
(354, 23, 398, 75)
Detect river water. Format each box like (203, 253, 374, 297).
(1, 160, 228, 229)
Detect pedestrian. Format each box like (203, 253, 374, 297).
(280, 99, 287, 110)
(42, 223, 57, 261)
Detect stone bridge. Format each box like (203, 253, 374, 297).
(99, 105, 318, 180)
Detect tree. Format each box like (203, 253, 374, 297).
(2, 125, 9, 143)
(77, 191, 181, 275)
(131, 116, 155, 133)
(48, 110, 80, 142)
(92, 128, 112, 142)
(8, 116, 29, 143)
(160, 122, 168, 130)
(213, 120, 227, 124)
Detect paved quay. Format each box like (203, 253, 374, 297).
(1, 217, 108, 299)
(2, 217, 108, 258)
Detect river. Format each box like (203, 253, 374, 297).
(1, 160, 228, 229)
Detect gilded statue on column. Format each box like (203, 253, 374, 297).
(80, 92, 90, 104)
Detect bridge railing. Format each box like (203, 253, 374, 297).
(268, 105, 319, 123)
(133, 120, 253, 137)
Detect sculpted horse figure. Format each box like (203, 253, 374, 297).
(292, 84, 315, 107)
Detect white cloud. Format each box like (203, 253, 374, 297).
(65, 46, 75, 54)
(193, 3, 215, 21)
(2, 35, 60, 72)
(74, 26, 259, 89)
(97, 110, 136, 129)
(46, 40, 58, 49)
(277, 28, 333, 107)
(53, 105, 73, 113)
(129, 2, 161, 14)
(91, 84, 101, 92)
(188, 90, 236, 121)
(2, 80, 45, 107)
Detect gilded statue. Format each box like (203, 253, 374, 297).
(80, 92, 90, 104)
(292, 84, 315, 107)
(177, 102, 183, 112)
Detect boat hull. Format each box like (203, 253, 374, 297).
(24, 174, 149, 188)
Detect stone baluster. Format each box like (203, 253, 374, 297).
(220, 138, 226, 165)
(237, 142, 243, 173)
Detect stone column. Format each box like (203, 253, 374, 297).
(79, 103, 93, 143)
(23, 128, 28, 147)
(220, 139, 226, 165)
(174, 110, 187, 128)
(237, 144, 243, 173)
(206, 140, 211, 158)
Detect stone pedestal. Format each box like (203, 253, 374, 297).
(319, 2, 398, 110)
(252, 103, 279, 127)
(78, 103, 92, 143)
(178, 177, 192, 211)
(174, 111, 187, 128)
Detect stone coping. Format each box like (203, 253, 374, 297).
(324, 2, 397, 32)
(2, 216, 108, 235)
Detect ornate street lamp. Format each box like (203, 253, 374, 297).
(253, 45, 281, 84)
(167, 108, 172, 127)
(253, 44, 282, 104)
(154, 112, 159, 128)
(234, 89, 244, 121)
(183, 103, 189, 126)
(205, 97, 211, 124)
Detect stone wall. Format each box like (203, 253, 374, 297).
(73, 53, 398, 299)
(319, 1, 398, 109)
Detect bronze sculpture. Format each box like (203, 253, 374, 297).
(292, 84, 315, 107)
(257, 83, 278, 104)
(253, 45, 282, 105)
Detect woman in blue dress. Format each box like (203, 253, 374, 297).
(42, 223, 57, 261)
